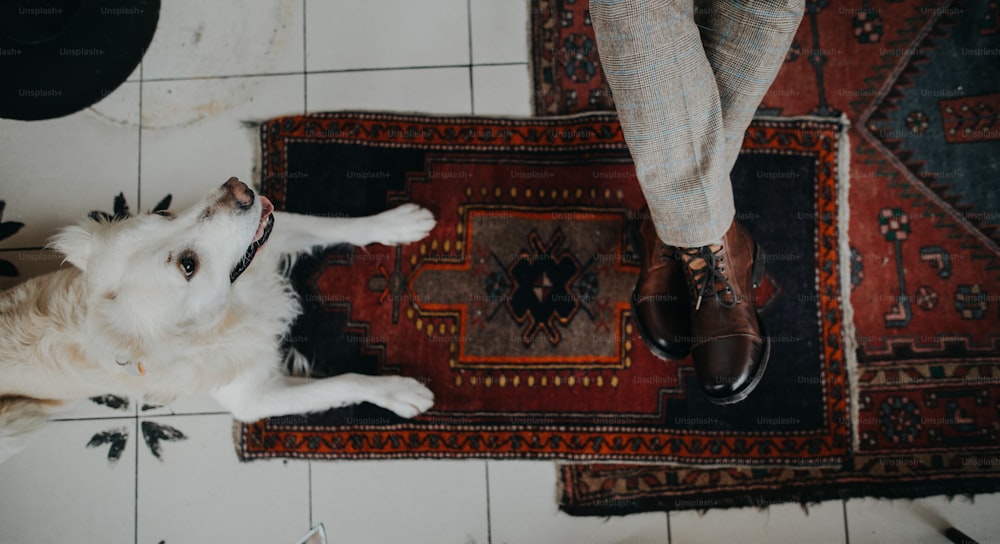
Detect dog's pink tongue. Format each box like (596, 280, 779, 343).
(253, 196, 274, 242)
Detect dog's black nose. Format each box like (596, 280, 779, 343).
(222, 177, 254, 210)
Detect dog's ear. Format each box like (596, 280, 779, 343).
(49, 224, 94, 271)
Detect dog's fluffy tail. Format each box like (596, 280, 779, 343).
(0, 396, 56, 464)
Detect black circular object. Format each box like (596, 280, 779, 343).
(0, 0, 160, 120)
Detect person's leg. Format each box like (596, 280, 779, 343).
(591, 0, 804, 404)
(677, 0, 803, 403)
(696, 0, 804, 168)
(592, 0, 804, 246)
(591, 0, 733, 360)
(590, 0, 733, 249)
(591, 0, 731, 362)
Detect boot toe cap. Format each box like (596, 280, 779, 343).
(693, 335, 767, 402)
(632, 298, 691, 359)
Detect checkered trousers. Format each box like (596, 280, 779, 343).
(590, 0, 804, 247)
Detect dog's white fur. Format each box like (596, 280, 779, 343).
(0, 179, 436, 463)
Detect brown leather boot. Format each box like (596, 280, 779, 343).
(679, 220, 770, 405)
(628, 208, 691, 360)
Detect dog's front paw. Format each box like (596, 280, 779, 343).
(368, 376, 434, 419)
(368, 204, 436, 246)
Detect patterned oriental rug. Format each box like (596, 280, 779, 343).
(534, 0, 1000, 513)
(235, 112, 854, 465)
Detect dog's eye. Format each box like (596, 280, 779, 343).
(154, 210, 175, 219)
(178, 251, 199, 280)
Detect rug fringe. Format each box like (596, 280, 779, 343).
(559, 477, 1000, 516)
(834, 113, 861, 455)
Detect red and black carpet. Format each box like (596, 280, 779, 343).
(534, 0, 1000, 514)
(236, 112, 854, 466)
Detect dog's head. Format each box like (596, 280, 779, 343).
(51, 178, 274, 347)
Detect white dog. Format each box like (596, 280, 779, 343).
(0, 178, 436, 462)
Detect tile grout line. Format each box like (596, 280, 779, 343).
(51, 410, 230, 422)
(666, 511, 672, 544)
(136, 410, 229, 418)
(485, 461, 493, 544)
(842, 499, 850, 544)
(302, 0, 308, 114)
(134, 59, 143, 544)
(50, 415, 140, 422)
(133, 411, 140, 544)
(134, 62, 528, 84)
(137, 61, 144, 209)
(467, 0, 475, 114)
(308, 461, 314, 529)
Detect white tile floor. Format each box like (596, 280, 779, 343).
(0, 1, 998, 543)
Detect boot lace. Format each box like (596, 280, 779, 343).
(681, 246, 736, 310)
